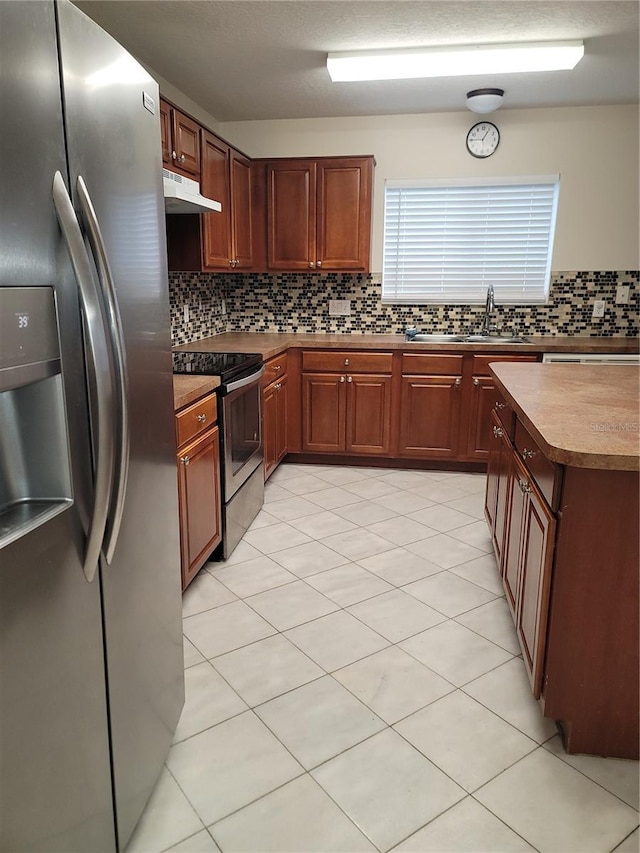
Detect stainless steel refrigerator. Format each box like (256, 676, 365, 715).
(0, 2, 184, 850)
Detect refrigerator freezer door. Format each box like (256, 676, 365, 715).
(56, 2, 185, 847)
(0, 2, 115, 850)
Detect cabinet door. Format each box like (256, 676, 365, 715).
(316, 158, 373, 271)
(231, 151, 254, 269)
(398, 375, 462, 458)
(267, 161, 316, 269)
(172, 109, 201, 176)
(302, 373, 345, 452)
(466, 376, 498, 459)
(485, 409, 512, 567)
(275, 374, 288, 465)
(201, 131, 231, 270)
(177, 426, 222, 590)
(160, 99, 172, 166)
(502, 450, 525, 616)
(516, 467, 556, 698)
(346, 374, 392, 455)
(263, 381, 278, 479)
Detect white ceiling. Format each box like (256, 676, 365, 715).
(75, 0, 639, 122)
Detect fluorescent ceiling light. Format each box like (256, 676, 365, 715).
(327, 41, 584, 82)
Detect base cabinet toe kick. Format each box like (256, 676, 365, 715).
(485, 384, 639, 760)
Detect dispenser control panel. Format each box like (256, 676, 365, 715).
(0, 287, 61, 391)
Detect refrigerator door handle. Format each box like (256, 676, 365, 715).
(52, 171, 115, 583)
(76, 175, 130, 565)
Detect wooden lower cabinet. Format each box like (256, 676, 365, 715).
(515, 463, 555, 697)
(263, 374, 288, 479)
(484, 409, 512, 566)
(302, 372, 392, 455)
(398, 375, 462, 458)
(176, 393, 222, 591)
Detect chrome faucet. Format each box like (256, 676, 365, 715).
(481, 284, 496, 336)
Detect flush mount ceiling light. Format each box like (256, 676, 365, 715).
(466, 87, 505, 113)
(326, 40, 584, 82)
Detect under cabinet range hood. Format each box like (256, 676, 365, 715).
(163, 168, 222, 214)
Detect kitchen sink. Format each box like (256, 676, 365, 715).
(463, 335, 530, 344)
(408, 333, 467, 343)
(406, 332, 529, 344)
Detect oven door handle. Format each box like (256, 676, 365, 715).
(225, 365, 264, 394)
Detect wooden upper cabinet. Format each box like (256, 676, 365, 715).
(231, 151, 253, 269)
(159, 99, 172, 166)
(316, 158, 373, 271)
(201, 132, 254, 271)
(266, 156, 374, 272)
(201, 131, 231, 269)
(171, 110, 201, 176)
(267, 161, 317, 270)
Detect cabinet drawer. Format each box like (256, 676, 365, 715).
(472, 353, 539, 375)
(402, 353, 464, 375)
(263, 352, 288, 386)
(493, 390, 516, 438)
(514, 419, 561, 509)
(302, 350, 392, 374)
(176, 393, 218, 447)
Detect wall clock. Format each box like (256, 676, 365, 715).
(466, 121, 500, 158)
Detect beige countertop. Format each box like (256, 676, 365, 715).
(490, 363, 640, 471)
(174, 332, 639, 360)
(173, 375, 220, 412)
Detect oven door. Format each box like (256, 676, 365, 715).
(221, 366, 264, 500)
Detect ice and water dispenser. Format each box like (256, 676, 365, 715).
(0, 287, 73, 546)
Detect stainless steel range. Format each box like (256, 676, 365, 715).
(173, 351, 264, 558)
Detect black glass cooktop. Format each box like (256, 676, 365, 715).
(172, 351, 262, 382)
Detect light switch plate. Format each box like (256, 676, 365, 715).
(592, 300, 606, 318)
(329, 299, 351, 316)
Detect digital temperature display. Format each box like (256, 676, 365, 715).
(0, 287, 60, 370)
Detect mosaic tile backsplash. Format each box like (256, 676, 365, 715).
(169, 270, 639, 346)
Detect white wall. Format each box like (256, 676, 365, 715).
(217, 105, 639, 273)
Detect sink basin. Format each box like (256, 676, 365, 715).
(408, 333, 467, 343)
(463, 335, 530, 344)
(406, 332, 529, 344)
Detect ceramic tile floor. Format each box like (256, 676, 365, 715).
(127, 463, 640, 853)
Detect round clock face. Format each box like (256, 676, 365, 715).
(466, 122, 500, 158)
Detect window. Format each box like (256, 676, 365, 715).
(382, 176, 560, 304)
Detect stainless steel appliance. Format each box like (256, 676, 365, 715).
(172, 352, 265, 558)
(542, 352, 640, 364)
(0, 2, 184, 851)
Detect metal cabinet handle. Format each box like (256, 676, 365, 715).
(521, 448, 537, 459)
(454, 377, 462, 387)
(347, 375, 353, 383)
(493, 425, 504, 438)
(339, 376, 345, 383)
(53, 171, 115, 584)
(519, 479, 532, 494)
(495, 401, 506, 410)
(171, 150, 177, 160)
(179, 154, 186, 163)
(76, 176, 130, 566)
(308, 261, 315, 268)
(344, 358, 350, 366)
(473, 377, 480, 386)
(274, 382, 281, 391)
(180, 456, 190, 466)
(196, 413, 207, 423)
(317, 260, 322, 267)
(274, 364, 281, 372)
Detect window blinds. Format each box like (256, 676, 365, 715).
(382, 176, 559, 304)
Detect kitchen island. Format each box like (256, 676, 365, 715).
(486, 363, 639, 759)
